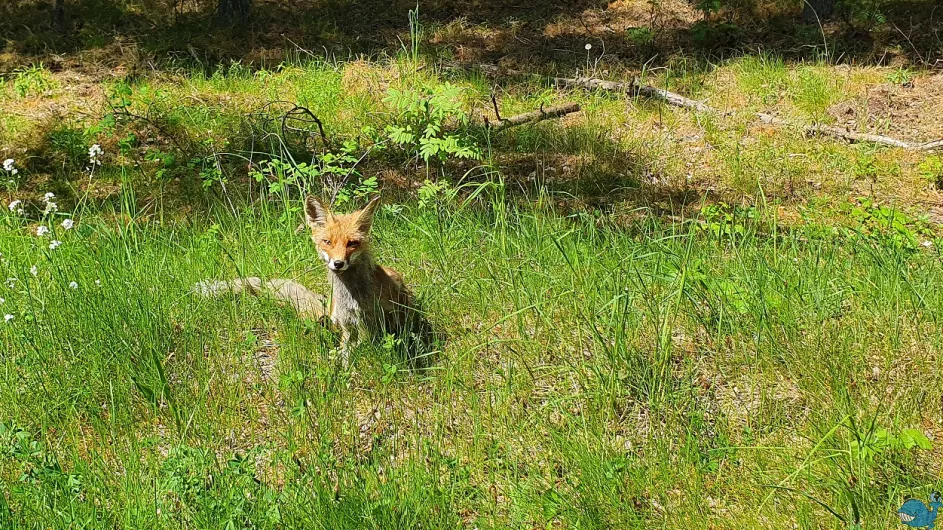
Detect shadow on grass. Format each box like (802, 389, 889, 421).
(2, 0, 941, 71)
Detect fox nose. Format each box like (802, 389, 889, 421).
(332, 260, 346, 269)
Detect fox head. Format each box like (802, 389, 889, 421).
(305, 195, 380, 272)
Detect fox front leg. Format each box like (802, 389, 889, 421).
(337, 326, 362, 369)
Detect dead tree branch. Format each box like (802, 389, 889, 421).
(756, 113, 923, 149)
(487, 103, 581, 132)
(554, 76, 715, 113)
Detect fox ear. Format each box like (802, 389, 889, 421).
(354, 195, 381, 232)
(305, 196, 330, 228)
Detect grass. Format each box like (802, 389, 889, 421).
(1, 29, 943, 528)
(1, 187, 942, 528)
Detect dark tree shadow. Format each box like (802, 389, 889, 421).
(2, 0, 940, 70)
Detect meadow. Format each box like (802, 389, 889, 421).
(2, 4, 943, 527)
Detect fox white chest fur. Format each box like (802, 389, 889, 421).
(329, 262, 379, 337)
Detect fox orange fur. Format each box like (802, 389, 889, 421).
(195, 195, 434, 367)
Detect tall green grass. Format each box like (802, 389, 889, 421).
(1, 190, 941, 528)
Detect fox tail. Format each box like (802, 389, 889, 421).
(193, 277, 327, 320)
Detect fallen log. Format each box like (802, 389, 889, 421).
(487, 102, 581, 132)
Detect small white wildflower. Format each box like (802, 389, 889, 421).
(61, 218, 74, 230)
(2, 159, 13, 172)
(30, 265, 37, 276)
(88, 144, 103, 165)
(8, 200, 21, 212)
(42, 192, 55, 202)
(94, 279, 101, 286)
(4, 314, 12, 323)
(922, 240, 933, 248)
(36, 225, 49, 237)
(68, 281, 78, 289)
(5, 278, 16, 288)
(43, 202, 58, 214)
(585, 43, 592, 50)
(49, 240, 62, 250)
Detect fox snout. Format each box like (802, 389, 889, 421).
(328, 258, 349, 271)
(318, 249, 351, 271)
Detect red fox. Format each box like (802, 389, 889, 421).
(195, 195, 435, 366)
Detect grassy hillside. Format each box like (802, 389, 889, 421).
(2, 3, 943, 527)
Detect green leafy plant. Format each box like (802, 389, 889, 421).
(626, 26, 655, 46)
(335, 175, 379, 206)
(12, 63, 56, 98)
(698, 202, 757, 242)
(383, 83, 481, 167)
(851, 427, 931, 463)
(849, 197, 934, 251)
(417, 178, 455, 209)
(887, 67, 915, 86)
(917, 156, 943, 189)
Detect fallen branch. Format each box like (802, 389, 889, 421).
(554, 76, 714, 113)
(487, 102, 581, 132)
(756, 113, 925, 149)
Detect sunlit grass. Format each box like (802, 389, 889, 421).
(1, 185, 941, 528)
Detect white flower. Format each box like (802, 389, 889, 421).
(3, 314, 12, 323)
(68, 281, 78, 289)
(49, 240, 62, 250)
(61, 218, 74, 230)
(0, 297, 4, 304)
(5, 278, 16, 288)
(8, 200, 21, 212)
(94, 279, 101, 286)
(585, 43, 592, 50)
(42, 192, 55, 202)
(36, 225, 49, 237)
(2, 159, 13, 172)
(922, 240, 933, 248)
(88, 144, 103, 165)
(43, 202, 57, 214)
(30, 265, 37, 276)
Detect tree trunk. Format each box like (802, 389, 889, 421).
(52, 0, 66, 33)
(216, 0, 251, 24)
(802, 0, 835, 21)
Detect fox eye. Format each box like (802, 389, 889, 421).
(321, 239, 331, 245)
(347, 240, 360, 248)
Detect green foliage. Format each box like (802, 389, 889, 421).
(849, 197, 934, 251)
(838, 0, 888, 29)
(157, 446, 282, 526)
(887, 67, 915, 86)
(697, 202, 760, 244)
(335, 175, 379, 206)
(690, 21, 742, 48)
(12, 63, 56, 98)
(851, 427, 932, 463)
(0, 422, 83, 505)
(416, 178, 455, 209)
(917, 156, 943, 189)
(626, 26, 655, 46)
(383, 83, 481, 166)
